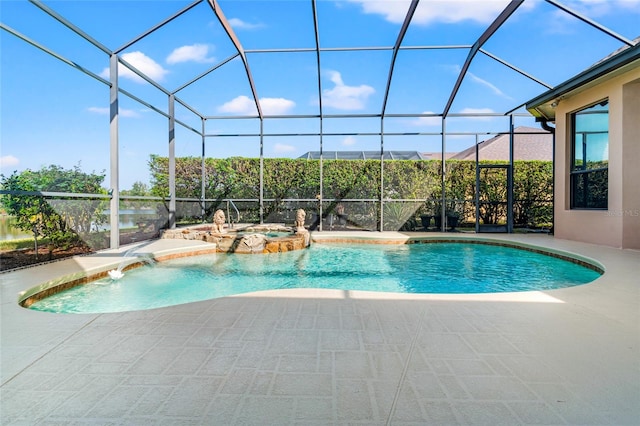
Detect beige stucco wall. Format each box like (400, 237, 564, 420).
(621, 79, 640, 249)
(553, 67, 640, 249)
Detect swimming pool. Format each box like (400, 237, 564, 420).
(26, 242, 602, 314)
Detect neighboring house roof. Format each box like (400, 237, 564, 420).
(420, 152, 458, 160)
(299, 151, 427, 160)
(449, 126, 552, 161)
(298, 136, 552, 162)
(526, 39, 640, 121)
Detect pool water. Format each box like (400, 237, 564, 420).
(29, 243, 601, 314)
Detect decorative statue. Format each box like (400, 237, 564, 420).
(295, 208, 306, 233)
(212, 209, 226, 234)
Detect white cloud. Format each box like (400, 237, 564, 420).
(119, 109, 140, 118)
(120, 51, 168, 82)
(546, 0, 639, 34)
(566, 0, 640, 16)
(342, 136, 357, 146)
(448, 65, 512, 100)
(99, 51, 168, 83)
(546, 10, 577, 35)
(346, 0, 412, 24)
(468, 71, 512, 100)
(166, 44, 215, 64)
(260, 98, 296, 115)
(273, 143, 295, 153)
(620, 0, 640, 10)
(218, 95, 296, 115)
(218, 95, 257, 114)
(88, 106, 109, 115)
(460, 107, 494, 114)
(328, 70, 344, 86)
(0, 155, 19, 169)
(411, 111, 441, 127)
(458, 107, 495, 120)
(322, 70, 375, 110)
(575, 0, 614, 16)
(87, 106, 140, 118)
(347, 0, 534, 25)
(228, 17, 264, 30)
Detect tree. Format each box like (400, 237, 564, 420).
(0, 164, 107, 256)
(122, 181, 150, 197)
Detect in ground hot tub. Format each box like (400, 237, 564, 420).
(161, 224, 310, 253)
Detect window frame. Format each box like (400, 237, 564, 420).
(569, 99, 609, 210)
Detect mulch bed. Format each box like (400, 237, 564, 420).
(0, 245, 95, 272)
(0, 231, 161, 272)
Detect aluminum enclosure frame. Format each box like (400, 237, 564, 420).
(2, 0, 637, 247)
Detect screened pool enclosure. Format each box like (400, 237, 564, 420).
(2, 0, 638, 248)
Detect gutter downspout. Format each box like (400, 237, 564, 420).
(537, 118, 556, 234)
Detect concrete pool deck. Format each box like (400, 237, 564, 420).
(1, 232, 638, 425)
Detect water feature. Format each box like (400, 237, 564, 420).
(108, 245, 155, 280)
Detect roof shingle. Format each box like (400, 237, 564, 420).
(449, 126, 552, 161)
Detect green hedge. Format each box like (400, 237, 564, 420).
(148, 156, 553, 228)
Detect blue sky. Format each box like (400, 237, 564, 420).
(1, 0, 639, 189)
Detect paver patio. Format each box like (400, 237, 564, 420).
(1, 233, 638, 425)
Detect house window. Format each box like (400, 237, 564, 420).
(570, 100, 608, 209)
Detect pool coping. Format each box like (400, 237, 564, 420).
(18, 243, 219, 308)
(15, 233, 605, 310)
(311, 233, 605, 273)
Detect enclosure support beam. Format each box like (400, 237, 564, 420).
(173, 53, 239, 95)
(259, 120, 264, 224)
(29, 0, 111, 54)
(545, 0, 635, 47)
(380, 119, 385, 232)
(209, 0, 263, 120)
(312, 0, 324, 231)
(169, 95, 177, 229)
(114, 0, 203, 54)
(109, 54, 120, 249)
(201, 118, 206, 221)
(507, 115, 514, 233)
(441, 119, 447, 232)
(377, 0, 418, 232)
(380, 0, 419, 116)
(442, 0, 523, 118)
(480, 49, 553, 89)
(318, 129, 324, 231)
(0, 23, 109, 86)
(475, 134, 480, 234)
